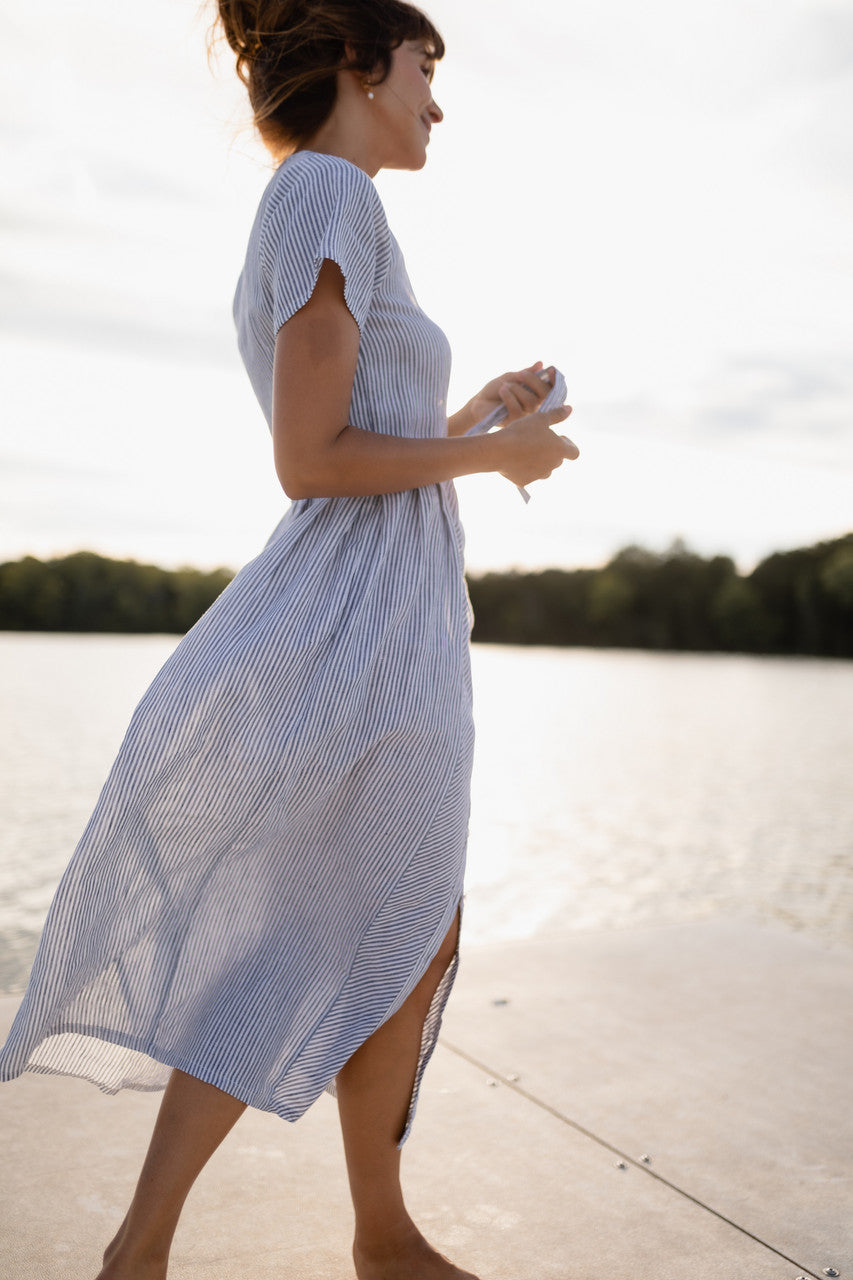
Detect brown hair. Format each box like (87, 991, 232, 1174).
(213, 1, 445, 160)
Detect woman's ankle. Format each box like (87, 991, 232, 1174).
(353, 1213, 421, 1261)
(97, 1235, 171, 1279)
(97, 1259, 168, 1280)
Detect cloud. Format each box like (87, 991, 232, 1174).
(0, 270, 236, 366)
(0, 453, 116, 482)
(584, 351, 853, 465)
(691, 355, 853, 449)
(781, 3, 853, 85)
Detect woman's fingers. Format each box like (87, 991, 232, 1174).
(499, 364, 556, 416)
(498, 383, 525, 415)
(500, 380, 539, 416)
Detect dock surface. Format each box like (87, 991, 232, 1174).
(2, 917, 850, 1279)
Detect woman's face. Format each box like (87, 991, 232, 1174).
(372, 40, 443, 170)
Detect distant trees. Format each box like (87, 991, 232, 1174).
(467, 534, 853, 657)
(1, 535, 851, 655)
(0, 553, 233, 634)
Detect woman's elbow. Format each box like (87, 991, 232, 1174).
(273, 426, 359, 499)
(276, 464, 314, 500)
(275, 450, 332, 500)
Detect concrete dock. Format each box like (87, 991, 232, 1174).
(2, 917, 851, 1279)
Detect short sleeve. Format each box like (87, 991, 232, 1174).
(260, 154, 388, 335)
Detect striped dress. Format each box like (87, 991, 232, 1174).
(0, 152, 475, 1143)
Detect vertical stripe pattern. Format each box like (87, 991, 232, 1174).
(0, 153, 474, 1144)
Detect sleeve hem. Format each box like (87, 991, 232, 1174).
(263, 154, 386, 337)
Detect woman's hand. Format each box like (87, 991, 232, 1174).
(453, 361, 556, 435)
(494, 405, 579, 487)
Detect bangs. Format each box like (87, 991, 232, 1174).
(397, 12, 445, 62)
(343, 4, 445, 84)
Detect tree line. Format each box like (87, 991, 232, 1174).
(0, 552, 233, 636)
(468, 534, 853, 657)
(0, 535, 851, 656)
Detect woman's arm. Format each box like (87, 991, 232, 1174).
(272, 261, 574, 499)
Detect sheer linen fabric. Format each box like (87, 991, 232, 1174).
(0, 153, 475, 1143)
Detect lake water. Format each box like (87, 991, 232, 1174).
(0, 634, 851, 994)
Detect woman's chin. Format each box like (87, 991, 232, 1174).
(393, 153, 429, 173)
(383, 141, 429, 173)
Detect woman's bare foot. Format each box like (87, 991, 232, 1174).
(353, 1223, 481, 1280)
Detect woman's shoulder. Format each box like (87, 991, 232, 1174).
(267, 151, 381, 216)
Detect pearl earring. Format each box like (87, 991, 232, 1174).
(363, 82, 374, 100)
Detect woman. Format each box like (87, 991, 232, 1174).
(0, 3, 576, 1277)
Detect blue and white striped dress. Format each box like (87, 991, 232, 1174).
(0, 152, 475, 1142)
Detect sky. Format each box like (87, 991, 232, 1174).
(1, 0, 851, 573)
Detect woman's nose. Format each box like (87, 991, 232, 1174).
(429, 98, 444, 124)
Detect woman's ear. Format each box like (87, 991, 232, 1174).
(336, 63, 369, 105)
(340, 42, 379, 100)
